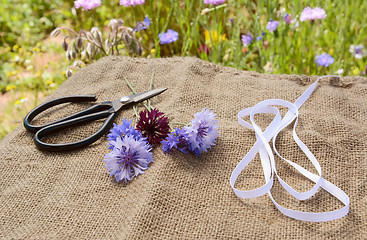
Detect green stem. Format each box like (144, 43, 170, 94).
(147, 72, 155, 111)
(124, 77, 149, 109)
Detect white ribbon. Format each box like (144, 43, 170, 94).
(230, 76, 350, 222)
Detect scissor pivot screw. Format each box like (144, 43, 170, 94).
(120, 96, 130, 103)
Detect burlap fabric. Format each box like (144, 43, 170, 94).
(0, 56, 366, 239)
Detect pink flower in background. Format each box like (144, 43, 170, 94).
(74, 0, 101, 10)
(204, 0, 226, 5)
(119, 0, 145, 7)
(284, 13, 292, 24)
(300, 7, 326, 22)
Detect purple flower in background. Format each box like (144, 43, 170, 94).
(107, 118, 144, 149)
(256, 32, 266, 41)
(349, 45, 367, 59)
(104, 135, 153, 183)
(158, 29, 179, 44)
(284, 13, 292, 24)
(134, 17, 151, 31)
(204, 0, 226, 5)
(315, 53, 334, 67)
(119, 0, 145, 7)
(241, 33, 253, 47)
(74, 0, 101, 10)
(300, 7, 326, 22)
(266, 19, 279, 32)
(184, 108, 219, 156)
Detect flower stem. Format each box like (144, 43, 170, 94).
(147, 72, 155, 111)
(124, 77, 149, 109)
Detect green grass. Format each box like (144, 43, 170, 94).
(1, 0, 367, 139)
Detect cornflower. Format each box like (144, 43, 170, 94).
(266, 19, 279, 32)
(158, 29, 179, 44)
(315, 53, 334, 67)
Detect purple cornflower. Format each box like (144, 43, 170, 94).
(119, 0, 145, 7)
(349, 45, 367, 59)
(158, 29, 179, 44)
(204, 0, 226, 5)
(74, 0, 101, 10)
(104, 135, 153, 183)
(161, 128, 190, 153)
(284, 13, 292, 24)
(241, 33, 253, 47)
(266, 19, 279, 32)
(300, 7, 326, 22)
(315, 53, 334, 67)
(134, 17, 151, 31)
(107, 118, 144, 149)
(184, 108, 219, 156)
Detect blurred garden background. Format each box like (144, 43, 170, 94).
(0, 0, 366, 139)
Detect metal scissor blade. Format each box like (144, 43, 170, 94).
(130, 88, 168, 103)
(111, 88, 167, 111)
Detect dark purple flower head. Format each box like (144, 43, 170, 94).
(199, 44, 210, 54)
(134, 17, 151, 32)
(241, 33, 253, 47)
(204, 0, 226, 5)
(74, 0, 101, 10)
(104, 135, 153, 182)
(266, 19, 279, 32)
(158, 29, 179, 44)
(119, 0, 145, 7)
(136, 108, 170, 144)
(315, 53, 334, 67)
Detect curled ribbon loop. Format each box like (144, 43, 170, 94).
(230, 76, 350, 222)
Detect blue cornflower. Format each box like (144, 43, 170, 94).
(134, 16, 151, 31)
(158, 29, 179, 44)
(256, 32, 266, 41)
(266, 19, 279, 32)
(107, 118, 144, 149)
(161, 128, 190, 153)
(104, 135, 153, 183)
(184, 108, 219, 156)
(241, 33, 253, 47)
(315, 53, 334, 67)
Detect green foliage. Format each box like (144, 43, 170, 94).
(1, 0, 367, 139)
(0, 0, 67, 46)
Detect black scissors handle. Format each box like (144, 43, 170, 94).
(24, 95, 117, 152)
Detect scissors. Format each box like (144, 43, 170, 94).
(23, 88, 167, 152)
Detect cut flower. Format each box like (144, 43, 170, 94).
(136, 108, 170, 144)
(161, 108, 219, 156)
(104, 135, 153, 183)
